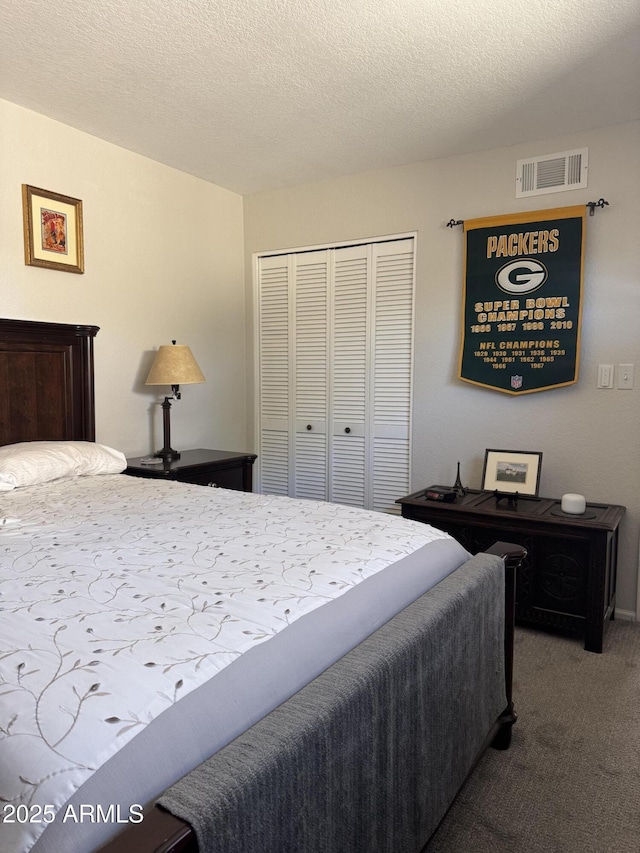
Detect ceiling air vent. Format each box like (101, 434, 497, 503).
(516, 148, 588, 197)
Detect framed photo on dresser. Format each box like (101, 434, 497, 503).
(482, 448, 542, 496)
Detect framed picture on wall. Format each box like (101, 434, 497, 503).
(482, 449, 543, 496)
(22, 184, 85, 274)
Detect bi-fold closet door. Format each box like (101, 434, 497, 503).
(257, 236, 414, 513)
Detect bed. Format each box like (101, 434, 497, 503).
(0, 318, 523, 853)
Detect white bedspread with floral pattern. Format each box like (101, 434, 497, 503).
(0, 474, 454, 853)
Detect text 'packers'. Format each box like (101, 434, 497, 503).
(486, 229, 559, 259)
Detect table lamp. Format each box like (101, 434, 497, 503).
(145, 340, 205, 461)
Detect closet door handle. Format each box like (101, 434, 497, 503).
(344, 427, 351, 434)
(306, 424, 312, 430)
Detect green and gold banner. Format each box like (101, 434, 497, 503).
(458, 206, 585, 394)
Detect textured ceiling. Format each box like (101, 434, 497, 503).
(1, 0, 639, 194)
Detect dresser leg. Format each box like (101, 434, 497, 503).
(584, 626, 603, 654)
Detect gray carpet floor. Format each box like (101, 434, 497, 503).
(426, 621, 640, 853)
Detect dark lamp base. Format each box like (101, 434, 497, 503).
(155, 395, 181, 462)
(154, 448, 181, 461)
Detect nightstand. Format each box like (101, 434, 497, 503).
(125, 448, 257, 492)
(397, 488, 625, 653)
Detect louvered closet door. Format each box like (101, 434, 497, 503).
(293, 251, 329, 500)
(257, 250, 330, 501)
(331, 245, 368, 507)
(257, 236, 414, 512)
(257, 255, 290, 495)
(371, 239, 414, 513)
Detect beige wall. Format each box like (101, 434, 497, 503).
(0, 98, 246, 457)
(244, 121, 640, 616)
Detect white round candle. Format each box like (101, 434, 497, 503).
(561, 493, 586, 514)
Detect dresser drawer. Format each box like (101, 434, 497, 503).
(179, 465, 245, 491)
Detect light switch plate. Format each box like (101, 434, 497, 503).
(597, 364, 614, 388)
(618, 364, 634, 390)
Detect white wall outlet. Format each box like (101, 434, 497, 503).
(618, 364, 634, 390)
(597, 364, 615, 388)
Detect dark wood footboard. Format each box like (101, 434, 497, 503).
(97, 807, 196, 853)
(97, 542, 525, 853)
(485, 541, 524, 749)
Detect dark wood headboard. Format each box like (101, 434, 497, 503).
(0, 318, 99, 447)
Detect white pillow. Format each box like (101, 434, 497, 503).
(0, 441, 127, 491)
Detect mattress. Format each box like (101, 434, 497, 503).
(0, 474, 469, 853)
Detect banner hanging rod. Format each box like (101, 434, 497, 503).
(446, 199, 610, 228)
(586, 198, 609, 215)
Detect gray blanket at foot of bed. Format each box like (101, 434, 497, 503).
(159, 552, 506, 853)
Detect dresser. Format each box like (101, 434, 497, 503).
(397, 488, 625, 653)
(125, 448, 257, 492)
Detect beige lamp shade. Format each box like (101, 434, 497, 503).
(145, 343, 205, 386)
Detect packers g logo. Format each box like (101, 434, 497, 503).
(495, 258, 548, 295)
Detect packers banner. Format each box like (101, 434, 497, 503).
(458, 206, 585, 395)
